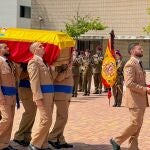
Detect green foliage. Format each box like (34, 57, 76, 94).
(144, 24, 150, 34)
(144, 8, 150, 34)
(64, 15, 107, 39)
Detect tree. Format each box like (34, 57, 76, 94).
(64, 13, 107, 39)
(144, 8, 150, 34)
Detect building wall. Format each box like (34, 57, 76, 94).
(0, 0, 17, 27)
(17, 0, 31, 28)
(0, 0, 31, 28)
(31, 0, 150, 36)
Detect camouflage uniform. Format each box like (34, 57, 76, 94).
(72, 56, 82, 97)
(112, 60, 125, 107)
(92, 52, 103, 94)
(78, 52, 84, 92)
(82, 51, 93, 96)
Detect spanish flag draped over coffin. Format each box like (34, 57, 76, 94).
(0, 28, 75, 65)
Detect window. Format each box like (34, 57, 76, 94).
(20, 6, 31, 18)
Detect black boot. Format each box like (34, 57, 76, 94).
(2, 145, 18, 150)
(93, 90, 99, 94)
(83, 93, 87, 96)
(13, 139, 30, 147)
(110, 139, 120, 150)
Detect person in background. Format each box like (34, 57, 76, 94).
(82, 49, 93, 96)
(92, 46, 103, 94)
(78, 51, 84, 92)
(72, 49, 82, 97)
(112, 50, 125, 107)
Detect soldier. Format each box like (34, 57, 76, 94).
(48, 63, 73, 149)
(13, 63, 37, 146)
(92, 46, 103, 94)
(0, 43, 17, 150)
(72, 49, 82, 97)
(78, 51, 84, 92)
(27, 42, 53, 150)
(82, 49, 93, 96)
(110, 43, 150, 150)
(112, 50, 125, 107)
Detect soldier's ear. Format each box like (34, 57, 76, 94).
(130, 49, 134, 54)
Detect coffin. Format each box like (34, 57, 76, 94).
(0, 28, 75, 66)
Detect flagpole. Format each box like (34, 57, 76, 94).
(108, 89, 112, 107)
(101, 29, 116, 106)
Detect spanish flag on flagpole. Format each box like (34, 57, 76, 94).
(102, 38, 117, 105)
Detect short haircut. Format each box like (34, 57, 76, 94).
(29, 42, 40, 53)
(128, 42, 140, 54)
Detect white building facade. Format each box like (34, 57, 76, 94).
(0, 0, 31, 28)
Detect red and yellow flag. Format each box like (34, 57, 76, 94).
(102, 39, 117, 88)
(0, 28, 75, 64)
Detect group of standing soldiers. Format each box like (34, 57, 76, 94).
(72, 46, 104, 97)
(72, 46, 125, 107)
(0, 42, 73, 150)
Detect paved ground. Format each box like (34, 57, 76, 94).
(10, 74, 150, 150)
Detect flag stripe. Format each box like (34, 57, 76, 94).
(0, 40, 60, 64)
(0, 28, 75, 49)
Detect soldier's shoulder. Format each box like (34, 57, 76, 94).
(28, 57, 39, 64)
(124, 60, 136, 74)
(28, 59, 39, 70)
(28, 58, 35, 65)
(125, 59, 136, 66)
(0, 59, 5, 68)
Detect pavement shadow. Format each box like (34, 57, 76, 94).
(75, 96, 106, 100)
(10, 141, 128, 150)
(61, 143, 128, 150)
